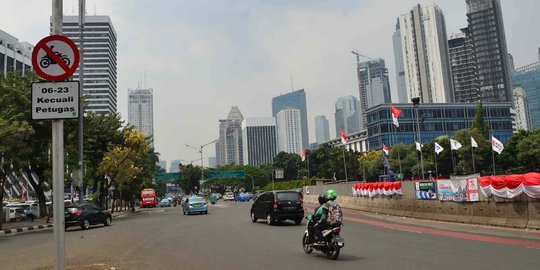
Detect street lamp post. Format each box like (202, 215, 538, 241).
(186, 139, 217, 194)
(412, 97, 425, 180)
(246, 174, 254, 191)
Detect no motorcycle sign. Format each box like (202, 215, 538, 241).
(32, 35, 80, 81)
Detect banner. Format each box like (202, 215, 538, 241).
(478, 173, 540, 199)
(353, 182, 402, 197)
(415, 181, 437, 200)
(437, 179, 479, 202)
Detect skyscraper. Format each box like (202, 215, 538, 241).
(157, 160, 166, 171)
(242, 118, 277, 166)
(61, 15, 117, 115)
(272, 89, 309, 150)
(449, 28, 480, 102)
(169, 160, 181, 173)
(395, 3, 454, 103)
(357, 58, 391, 130)
(392, 20, 408, 104)
(512, 87, 531, 131)
(314, 115, 330, 144)
(128, 88, 154, 146)
(513, 61, 540, 129)
(334, 96, 361, 138)
(0, 29, 33, 76)
(276, 108, 302, 155)
(216, 107, 244, 166)
(466, 0, 512, 102)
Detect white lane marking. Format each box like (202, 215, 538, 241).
(210, 204, 230, 208)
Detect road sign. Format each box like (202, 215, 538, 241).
(207, 170, 246, 179)
(32, 35, 80, 81)
(154, 172, 183, 181)
(274, 169, 284, 179)
(32, 81, 79, 120)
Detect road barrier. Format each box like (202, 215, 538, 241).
(304, 180, 540, 229)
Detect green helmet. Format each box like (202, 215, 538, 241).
(325, 189, 337, 200)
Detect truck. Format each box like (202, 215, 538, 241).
(141, 188, 157, 208)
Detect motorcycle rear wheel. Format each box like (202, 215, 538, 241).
(302, 233, 313, 254)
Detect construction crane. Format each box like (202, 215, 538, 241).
(351, 50, 373, 64)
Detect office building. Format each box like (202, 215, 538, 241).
(242, 118, 277, 166)
(513, 61, 540, 129)
(216, 107, 244, 166)
(508, 54, 515, 75)
(208, 157, 216, 169)
(394, 3, 454, 103)
(357, 58, 392, 130)
(61, 15, 117, 115)
(170, 160, 181, 173)
(466, 0, 512, 102)
(272, 89, 309, 149)
(448, 28, 480, 102)
(276, 108, 302, 155)
(392, 20, 408, 104)
(335, 96, 361, 138)
(128, 88, 154, 147)
(512, 87, 531, 131)
(314, 115, 330, 144)
(366, 103, 514, 150)
(0, 29, 32, 75)
(157, 160, 166, 171)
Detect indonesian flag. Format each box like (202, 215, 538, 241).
(471, 137, 478, 148)
(382, 144, 389, 156)
(301, 149, 306, 162)
(340, 128, 347, 145)
(390, 104, 403, 128)
(450, 139, 462, 151)
(478, 173, 540, 199)
(492, 136, 504, 154)
(434, 142, 444, 155)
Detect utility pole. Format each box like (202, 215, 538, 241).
(186, 140, 217, 194)
(51, 1, 66, 269)
(77, 0, 85, 203)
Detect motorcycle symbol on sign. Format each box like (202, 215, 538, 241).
(39, 46, 70, 68)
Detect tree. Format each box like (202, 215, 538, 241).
(517, 131, 540, 172)
(497, 129, 532, 173)
(471, 103, 489, 139)
(272, 152, 302, 181)
(177, 164, 201, 194)
(453, 129, 488, 175)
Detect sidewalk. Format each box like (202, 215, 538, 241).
(0, 210, 129, 236)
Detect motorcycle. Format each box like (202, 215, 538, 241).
(302, 222, 344, 260)
(173, 201, 177, 207)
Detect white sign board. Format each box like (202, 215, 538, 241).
(275, 168, 284, 179)
(32, 81, 79, 120)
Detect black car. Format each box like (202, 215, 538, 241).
(65, 203, 112, 230)
(250, 190, 304, 225)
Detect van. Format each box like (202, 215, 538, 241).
(250, 190, 304, 225)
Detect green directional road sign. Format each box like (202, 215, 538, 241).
(154, 172, 182, 181)
(207, 170, 246, 179)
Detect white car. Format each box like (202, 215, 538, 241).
(223, 192, 235, 201)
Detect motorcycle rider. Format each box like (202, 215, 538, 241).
(306, 194, 328, 243)
(313, 189, 341, 246)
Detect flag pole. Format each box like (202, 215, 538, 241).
(491, 142, 496, 176)
(435, 152, 438, 179)
(342, 146, 348, 182)
(450, 149, 456, 175)
(471, 143, 476, 174)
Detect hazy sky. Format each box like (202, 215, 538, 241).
(1, 0, 539, 166)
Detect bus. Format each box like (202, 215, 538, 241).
(141, 188, 157, 208)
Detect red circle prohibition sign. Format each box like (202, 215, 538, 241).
(32, 35, 80, 81)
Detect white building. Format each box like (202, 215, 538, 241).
(276, 108, 302, 155)
(314, 115, 330, 144)
(216, 107, 244, 166)
(512, 87, 531, 131)
(61, 15, 117, 115)
(0, 29, 33, 75)
(128, 88, 154, 146)
(394, 3, 453, 103)
(242, 117, 277, 166)
(334, 96, 361, 138)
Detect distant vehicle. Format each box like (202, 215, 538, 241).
(65, 203, 112, 230)
(250, 190, 304, 225)
(141, 188, 157, 208)
(160, 198, 172, 207)
(223, 192, 235, 201)
(211, 193, 221, 200)
(182, 197, 208, 215)
(235, 192, 250, 202)
(252, 190, 264, 201)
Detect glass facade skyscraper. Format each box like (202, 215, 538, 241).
(314, 115, 330, 144)
(357, 59, 391, 130)
(513, 62, 540, 129)
(335, 96, 361, 138)
(242, 118, 277, 166)
(128, 88, 154, 147)
(449, 28, 480, 102)
(272, 89, 309, 150)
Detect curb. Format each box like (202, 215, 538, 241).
(0, 224, 54, 236)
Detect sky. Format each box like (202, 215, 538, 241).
(1, 0, 539, 167)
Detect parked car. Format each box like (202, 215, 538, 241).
(223, 192, 235, 201)
(182, 197, 208, 215)
(250, 190, 304, 225)
(160, 198, 172, 207)
(65, 203, 112, 230)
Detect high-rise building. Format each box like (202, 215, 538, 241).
(335, 96, 361, 138)
(357, 58, 391, 130)
(512, 87, 531, 131)
(272, 89, 309, 149)
(157, 160, 166, 171)
(513, 61, 540, 129)
(216, 107, 244, 166)
(395, 3, 454, 103)
(314, 115, 330, 144)
(466, 0, 512, 102)
(276, 108, 302, 155)
(0, 29, 33, 76)
(508, 54, 515, 75)
(392, 20, 408, 104)
(449, 28, 480, 102)
(169, 160, 181, 173)
(128, 88, 154, 147)
(242, 118, 277, 166)
(61, 15, 117, 115)
(207, 157, 216, 168)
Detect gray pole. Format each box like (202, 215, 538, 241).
(200, 148, 204, 193)
(272, 169, 275, 190)
(342, 146, 349, 182)
(52, 1, 65, 269)
(415, 105, 425, 180)
(78, 0, 85, 203)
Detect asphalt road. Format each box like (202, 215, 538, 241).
(1, 201, 539, 270)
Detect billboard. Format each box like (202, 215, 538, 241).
(415, 181, 437, 200)
(437, 179, 479, 202)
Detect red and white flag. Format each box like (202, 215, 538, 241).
(390, 104, 403, 128)
(382, 144, 389, 156)
(491, 136, 504, 154)
(301, 149, 306, 162)
(340, 128, 347, 145)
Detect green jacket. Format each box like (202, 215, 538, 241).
(307, 205, 328, 222)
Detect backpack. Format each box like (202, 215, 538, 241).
(326, 201, 343, 226)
